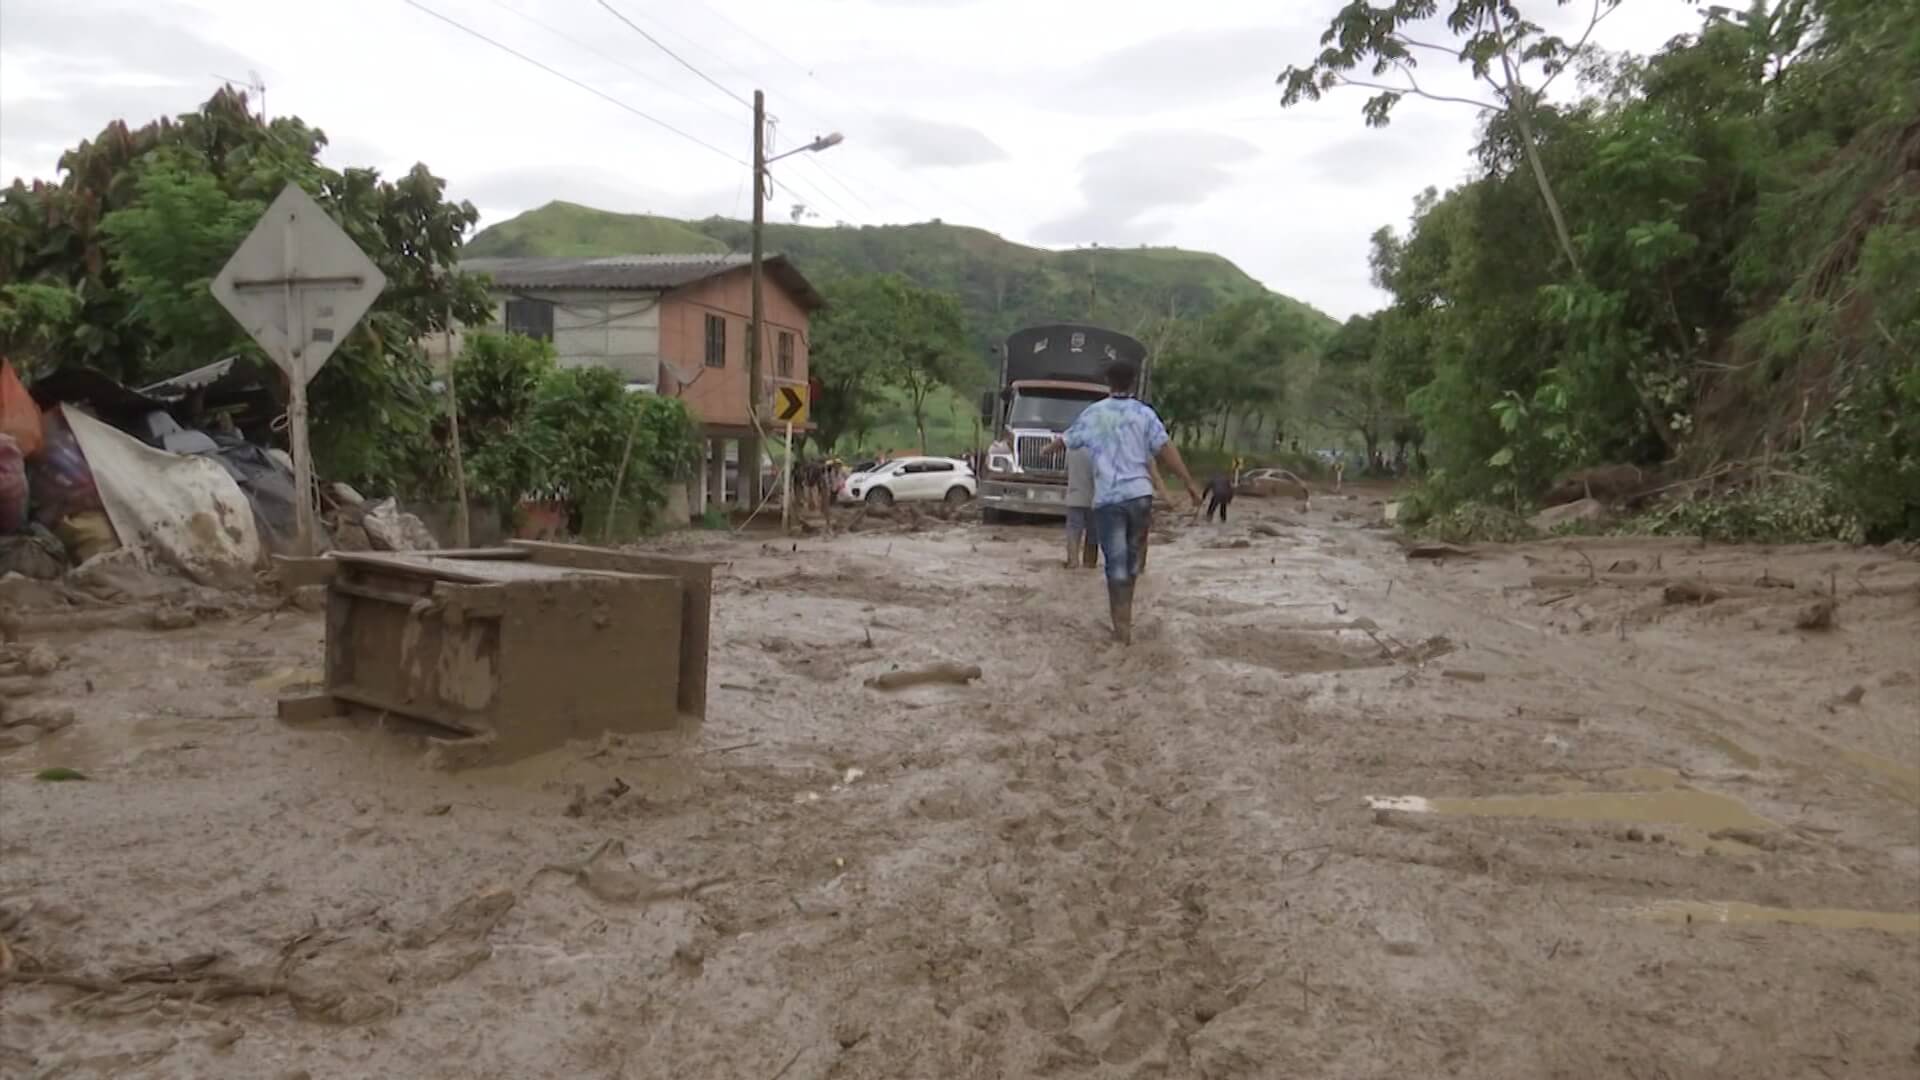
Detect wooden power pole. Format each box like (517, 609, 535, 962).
(745, 89, 767, 514)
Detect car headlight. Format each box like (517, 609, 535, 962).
(988, 455, 1014, 473)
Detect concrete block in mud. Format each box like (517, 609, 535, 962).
(319, 548, 702, 759)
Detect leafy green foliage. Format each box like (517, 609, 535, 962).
(1336, 0, 1920, 541)
(1150, 297, 1324, 450)
(1416, 501, 1539, 545)
(35, 767, 88, 782)
(804, 273, 977, 454)
(1628, 480, 1865, 545)
(98, 153, 264, 376)
(0, 284, 82, 377)
(0, 88, 491, 496)
(455, 332, 698, 527)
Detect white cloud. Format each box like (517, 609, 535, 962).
(1, 0, 1712, 318)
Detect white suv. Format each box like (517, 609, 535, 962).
(840, 457, 976, 507)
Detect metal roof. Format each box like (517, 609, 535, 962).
(462, 253, 824, 310)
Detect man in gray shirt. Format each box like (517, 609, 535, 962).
(1063, 447, 1099, 569)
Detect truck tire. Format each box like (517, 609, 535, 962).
(944, 486, 971, 506)
(865, 487, 894, 508)
(981, 507, 1004, 524)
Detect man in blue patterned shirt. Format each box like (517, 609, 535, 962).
(1055, 359, 1200, 644)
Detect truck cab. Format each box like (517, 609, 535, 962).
(978, 324, 1149, 520)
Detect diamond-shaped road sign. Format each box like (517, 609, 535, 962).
(211, 184, 386, 386)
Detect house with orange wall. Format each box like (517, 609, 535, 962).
(459, 254, 823, 512)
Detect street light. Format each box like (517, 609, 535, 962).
(768, 131, 844, 165)
(747, 88, 843, 522)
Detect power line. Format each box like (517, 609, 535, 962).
(794, 154, 877, 215)
(482, 0, 744, 129)
(595, 0, 752, 110)
(590, 0, 950, 225)
(400, 0, 746, 167)
(767, 168, 860, 227)
(674, 2, 1003, 226)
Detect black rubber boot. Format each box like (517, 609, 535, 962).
(1108, 581, 1135, 645)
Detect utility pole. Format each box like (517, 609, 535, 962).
(745, 89, 767, 514)
(746, 94, 843, 520)
(444, 302, 470, 547)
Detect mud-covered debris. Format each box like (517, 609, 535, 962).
(13, 705, 75, 733)
(1832, 684, 1866, 707)
(1405, 543, 1476, 561)
(1442, 669, 1488, 683)
(1249, 523, 1286, 538)
(864, 663, 983, 691)
(1663, 581, 1722, 605)
(1529, 497, 1608, 532)
(402, 886, 516, 950)
(0, 725, 44, 749)
(1794, 597, 1837, 631)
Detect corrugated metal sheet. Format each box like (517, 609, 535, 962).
(463, 254, 824, 310)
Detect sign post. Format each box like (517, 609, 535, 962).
(774, 385, 808, 534)
(212, 185, 387, 556)
(781, 420, 795, 534)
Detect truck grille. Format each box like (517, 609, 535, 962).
(1016, 436, 1066, 475)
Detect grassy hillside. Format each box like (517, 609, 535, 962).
(467, 202, 1335, 359)
(466, 201, 726, 258)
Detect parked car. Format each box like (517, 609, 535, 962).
(839, 457, 975, 507)
(1238, 467, 1312, 499)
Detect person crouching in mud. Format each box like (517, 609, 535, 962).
(1064, 446, 1100, 569)
(1053, 359, 1200, 644)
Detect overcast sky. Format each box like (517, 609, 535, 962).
(1, 0, 1706, 318)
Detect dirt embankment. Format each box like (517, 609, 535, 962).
(2, 498, 1916, 1078)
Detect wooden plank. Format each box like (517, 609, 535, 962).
(271, 555, 338, 589)
(276, 693, 342, 726)
(329, 682, 486, 738)
(429, 547, 532, 561)
(329, 551, 493, 584)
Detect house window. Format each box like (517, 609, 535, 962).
(704, 313, 726, 368)
(504, 298, 554, 342)
(776, 331, 795, 378)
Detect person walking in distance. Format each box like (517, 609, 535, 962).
(1054, 359, 1201, 644)
(1064, 446, 1100, 570)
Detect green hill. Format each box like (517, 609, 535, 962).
(467, 201, 1334, 356)
(465, 201, 726, 258)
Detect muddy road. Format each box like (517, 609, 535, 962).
(3, 495, 1918, 1078)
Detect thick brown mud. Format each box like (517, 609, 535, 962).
(3, 496, 1917, 1078)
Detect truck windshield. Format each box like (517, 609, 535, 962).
(1008, 390, 1105, 430)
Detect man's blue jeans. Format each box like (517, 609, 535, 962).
(1093, 496, 1152, 585)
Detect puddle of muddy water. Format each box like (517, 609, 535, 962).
(1841, 748, 1920, 804)
(1635, 900, 1920, 933)
(1367, 774, 1771, 832)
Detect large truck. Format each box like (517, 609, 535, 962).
(977, 323, 1150, 520)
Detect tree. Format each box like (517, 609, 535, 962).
(807, 275, 903, 453)
(0, 284, 82, 378)
(805, 273, 974, 455)
(0, 88, 492, 494)
(1279, 0, 1618, 276)
(890, 284, 971, 453)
